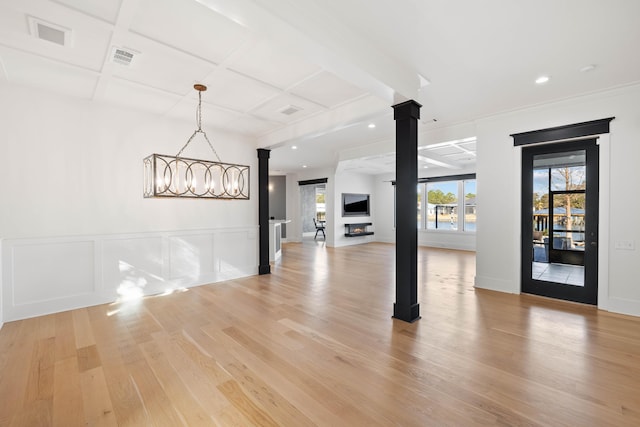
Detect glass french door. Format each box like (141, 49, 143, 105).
(521, 139, 598, 304)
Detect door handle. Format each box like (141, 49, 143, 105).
(590, 241, 597, 247)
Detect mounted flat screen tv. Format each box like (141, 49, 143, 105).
(342, 193, 370, 217)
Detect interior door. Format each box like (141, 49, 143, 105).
(521, 138, 599, 304)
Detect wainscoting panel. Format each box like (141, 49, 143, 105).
(102, 236, 164, 301)
(169, 233, 215, 281)
(1, 227, 258, 322)
(12, 240, 95, 305)
(215, 230, 258, 279)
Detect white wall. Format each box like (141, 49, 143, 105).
(475, 83, 640, 316)
(0, 244, 2, 328)
(0, 84, 259, 322)
(373, 174, 396, 243)
(0, 85, 257, 238)
(285, 173, 301, 242)
(333, 172, 376, 247)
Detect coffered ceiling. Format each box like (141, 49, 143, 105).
(1, 0, 639, 175)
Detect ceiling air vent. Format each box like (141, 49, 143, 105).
(279, 105, 302, 116)
(111, 47, 138, 67)
(28, 17, 72, 47)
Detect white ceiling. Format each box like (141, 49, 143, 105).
(1, 0, 639, 175)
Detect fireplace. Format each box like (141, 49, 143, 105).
(344, 222, 374, 237)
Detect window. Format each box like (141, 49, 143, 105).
(426, 181, 458, 230)
(315, 186, 326, 221)
(417, 184, 422, 228)
(463, 180, 476, 232)
(416, 175, 476, 232)
(394, 174, 476, 232)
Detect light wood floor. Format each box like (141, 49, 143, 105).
(1, 242, 640, 426)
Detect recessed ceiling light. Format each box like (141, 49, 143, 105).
(302, 165, 307, 168)
(368, 123, 376, 129)
(580, 64, 596, 73)
(535, 75, 550, 85)
(291, 145, 297, 150)
(423, 166, 429, 169)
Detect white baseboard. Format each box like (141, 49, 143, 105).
(603, 297, 640, 318)
(474, 275, 519, 294)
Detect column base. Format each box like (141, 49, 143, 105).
(258, 264, 271, 275)
(392, 302, 421, 323)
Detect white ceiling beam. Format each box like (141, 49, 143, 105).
(337, 139, 395, 163)
(454, 144, 477, 157)
(337, 141, 461, 172)
(257, 94, 388, 148)
(194, 0, 421, 104)
(418, 154, 460, 170)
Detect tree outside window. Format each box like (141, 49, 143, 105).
(464, 180, 476, 231)
(315, 187, 326, 221)
(426, 181, 458, 230)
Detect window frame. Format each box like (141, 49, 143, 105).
(419, 174, 476, 233)
(393, 173, 476, 233)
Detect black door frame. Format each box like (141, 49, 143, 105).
(521, 139, 599, 304)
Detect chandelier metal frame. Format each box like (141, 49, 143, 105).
(143, 84, 250, 200)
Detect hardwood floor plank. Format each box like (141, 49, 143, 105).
(0, 322, 31, 426)
(77, 344, 101, 373)
(79, 367, 117, 426)
(201, 326, 355, 426)
(72, 309, 95, 350)
(85, 307, 149, 426)
(280, 322, 512, 426)
(169, 329, 233, 386)
(151, 331, 235, 414)
(1, 242, 640, 426)
(8, 333, 55, 426)
(220, 327, 326, 427)
(390, 328, 610, 426)
(54, 311, 76, 361)
(217, 380, 280, 427)
(198, 318, 385, 426)
(23, 337, 55, 405)
(139, 340, 215, 426)
(8, 399, 51, 427)
(158, 330, 257, 425)
(52, 356, 83, 427)
(127, 358, 185, 426)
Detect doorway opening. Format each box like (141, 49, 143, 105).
(299, 181, 326, 240)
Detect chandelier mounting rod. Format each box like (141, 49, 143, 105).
(175, 84, 221, 162)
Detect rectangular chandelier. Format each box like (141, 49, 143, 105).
(143, 84, 250, 200)
(143, 154, 249, 199)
